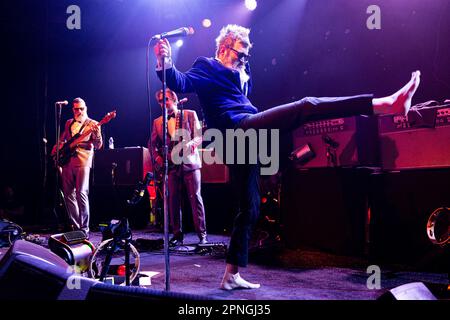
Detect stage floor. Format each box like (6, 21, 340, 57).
(0, 227, 448, 300)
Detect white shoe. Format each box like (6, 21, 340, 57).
(220, 272, 260, 291)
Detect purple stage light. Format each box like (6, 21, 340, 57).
(202, 19, 212, 28)
(245, 0, 257, 11)
(175, 39, 184, 47)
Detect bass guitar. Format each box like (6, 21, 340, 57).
(54, 110, 117, 166)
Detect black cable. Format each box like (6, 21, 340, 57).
(146, 38, 159, 209)
(41, 0, 49, 191)
(432, 0, 450, 91)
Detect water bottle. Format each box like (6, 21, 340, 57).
(108, 137, 114, 149)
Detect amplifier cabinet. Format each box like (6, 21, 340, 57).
(199, 149, 230, 183)
(93, 147, 152, 186)
(291, 115, 380, 169)
(201, 163, 230, 183)
(379, 105, 450, 170)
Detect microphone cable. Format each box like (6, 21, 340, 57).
(146, 38, 159, 192)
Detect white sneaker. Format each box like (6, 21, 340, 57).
(220, 272, 261, 290)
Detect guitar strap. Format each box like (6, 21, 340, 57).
(176, 110, 183, 134)
(166, 111, 184, 170)
(78, 118, 90, 134)
(70, 118, 90, 137)
(176, 110, 185, 151)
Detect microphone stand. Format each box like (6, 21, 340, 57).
(161, 55, 170, 291)
(323, 135, 339, 167)
(53, 102, 67, 230)
(177, 100, 185, 240)
(153, 33, 192, 292)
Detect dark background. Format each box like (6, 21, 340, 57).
(1, 0, 450, 225)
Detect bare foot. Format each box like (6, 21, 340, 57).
(220, 272, 261, 290)
(373, 71, 421, 116)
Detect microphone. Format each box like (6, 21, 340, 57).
(152, 27, 195, 40)
(178, 98, 188, 104)
(56, 100, 68, 105)
(127, 172, 154, 205)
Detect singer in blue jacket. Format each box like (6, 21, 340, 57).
(154, 24, 421, 290)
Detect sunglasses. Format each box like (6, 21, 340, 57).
(73, 107, 85, 111)
(157, 97, 174, 104)
(229, 47, 251, 61)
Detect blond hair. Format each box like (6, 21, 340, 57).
(215, 24, 252, 57)
(73, 97, 86, 106)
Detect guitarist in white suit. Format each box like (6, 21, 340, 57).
(52, 97, 103, 237)
(149, 89, 207, 246)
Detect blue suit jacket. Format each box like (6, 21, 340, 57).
(158, 57, 258, 130)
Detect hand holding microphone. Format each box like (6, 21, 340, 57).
(152, 27, 194, 62)
(154, 38, 172, 63)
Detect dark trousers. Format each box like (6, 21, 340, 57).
(226, 94, 373, 267)
(168, 168, 206, 238)
(226, 164, 260, 267)
(239, 95, 373, 130)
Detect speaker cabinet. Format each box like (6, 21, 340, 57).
(291, 115, 379, 169)
(377, 282, 436, 300)
(379, 105, 450, 170)
(280, 167, 370, 256)
(86, 282, 208, 301)
(199, 149, 230, 183)
(0, 240, 70, 299)
(94, 147, 151, 186)
(201, 164, 230, 183)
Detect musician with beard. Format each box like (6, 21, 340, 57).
(51, 97, 102, 237)
(153, 24, 421, 290)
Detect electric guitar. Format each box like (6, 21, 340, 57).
(54, 110, 117, 166)
(152, 155, 177, 183)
